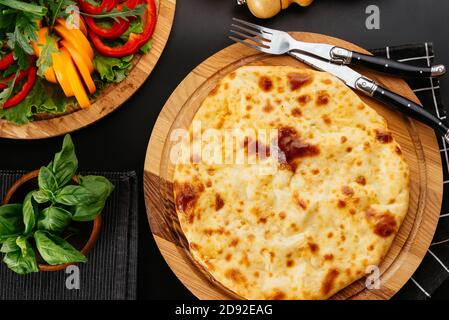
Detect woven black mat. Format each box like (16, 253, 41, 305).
(0, 171, 138, 300)
(371, 43, 449, 299)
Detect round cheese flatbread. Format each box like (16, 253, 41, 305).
(173, 66, 410, 300)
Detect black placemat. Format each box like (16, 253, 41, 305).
(0, 171, 138, 300)
(371, 43, 449, 299)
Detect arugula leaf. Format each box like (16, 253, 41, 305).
(93, 54, 133, 83)
(54, 185, 96, 206)
(0, 77, 72, 125)
(0, 204, 24, 243)
(34, 230, 86, 265)
(47, 0, 76, 26)
(6, 13, 39, 69)
(121, 18, 143, 38)
(0, 237, 19, 253)
(51, 134, 78, 188)
(37, 206, 72, 233)
(38, 166, 59, 192)
(72, 176, 114, 221)
(36, 33, 59, 77)
(3, 237, 39, 274)
(23, 190, 39, 235)
(120, 18, 152, 54)
(0, 69, 20, 108)
(81, 4, 146, 22)
(0, 0, 47, 16)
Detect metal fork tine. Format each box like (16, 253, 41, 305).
(232, 17, 273, 35)
(229, 36, 269, 53)
(231, 23, 270, 40)
(230, 30, 270, 47)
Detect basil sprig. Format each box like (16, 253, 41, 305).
(0, 134, 114, 274)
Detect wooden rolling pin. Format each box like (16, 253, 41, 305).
(238, 0, 314, 19)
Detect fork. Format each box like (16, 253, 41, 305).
(229, 18, 446, 78)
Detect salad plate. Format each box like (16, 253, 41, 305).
(0, 0, 175, 139)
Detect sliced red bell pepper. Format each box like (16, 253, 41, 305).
(0, 52, 14, 71)
(2, 65, 37, 110)
(84, 0, 139, 39)
(89, 0, 157, 58)
(77, 0, 117, 15)
(0, 68, 28, 90)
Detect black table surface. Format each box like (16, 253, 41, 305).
(0, 0, 448, 300)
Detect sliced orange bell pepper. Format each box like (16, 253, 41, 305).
(52, 50, 74, 97)
(60, 39, 94, 74)
(79, 16, 88, 36)
(54, 25, 92, 64)
(31, 27, 58, 84)
(55, 19, 94, 60)
(60, 47, 91, 109)
(61, 40, 96, 94)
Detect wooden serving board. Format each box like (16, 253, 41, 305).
(143, 33, 443, 300)
(0, 0, 176, 140)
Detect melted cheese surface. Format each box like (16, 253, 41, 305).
(173, 66, 410, 300)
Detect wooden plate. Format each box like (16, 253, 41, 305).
(143, 33, 443, 300)
(0, 0, 176, 140)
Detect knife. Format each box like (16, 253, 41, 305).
(289, 50, 449, 143)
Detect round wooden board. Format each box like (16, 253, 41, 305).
(144, 33, 443, 300)
(0, 0, 176, 140)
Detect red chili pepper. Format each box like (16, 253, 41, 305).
(77, 0, 117, 15)
(89, 0, 157, 58)
(2, 65, 37, 110)
(84, 0, 139, 39)
(0, 52, 14, 71)
(0, 69, 28, 90)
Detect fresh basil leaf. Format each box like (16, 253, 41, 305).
(34, 230, 87, 265)
(72, 201, 105, 222)
(0, 237, 19, 253)
(15, 236, 28, 256)
(72, 176, 114, 221)
(23, 191, 38, 234)
(3, 238, 39, 275)
(79, 175, 114, 200)
(54, 185, 96, 206)
(37, 206, 72, 233)
(38, 166, 59, 192)
(0, 204, 24, 242)
(51, 134, 78, 188)
(32, 189, 52, 204)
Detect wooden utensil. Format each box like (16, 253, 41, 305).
(144, 32, 443, 300)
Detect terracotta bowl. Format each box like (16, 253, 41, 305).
(3, 170, 102, 271)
